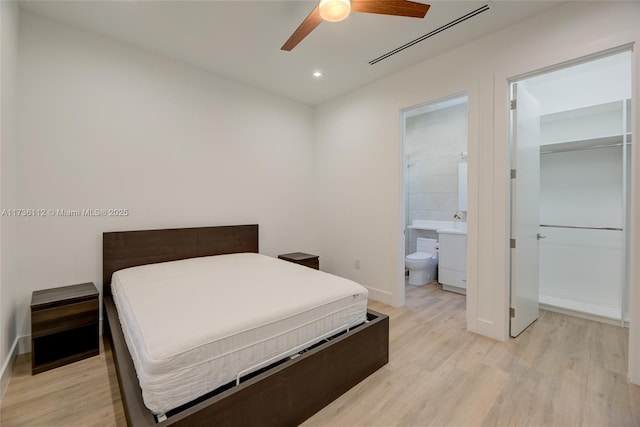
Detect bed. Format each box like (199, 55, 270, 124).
(103, 224, 389, 426)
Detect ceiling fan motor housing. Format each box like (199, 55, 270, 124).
(319, 0, 351, 22)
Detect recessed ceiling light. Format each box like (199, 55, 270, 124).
(312, 71, 323, 78)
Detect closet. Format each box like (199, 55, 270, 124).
(528, 51, 632, 322)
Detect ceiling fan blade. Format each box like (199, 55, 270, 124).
(351, 0, 430, 18)
(281, 6, 324, 51)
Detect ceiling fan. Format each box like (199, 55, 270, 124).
(281, 0, 431, 51)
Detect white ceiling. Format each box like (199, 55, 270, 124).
(525, 51, 632, 115)
(19, 0, 565, 106)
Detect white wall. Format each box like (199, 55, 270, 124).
(540, 147, 623, 228)
(15, 12, 316, 346)
(0, 0, 19, 398)
(313, 0, 640, 374)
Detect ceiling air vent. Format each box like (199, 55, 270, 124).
(369, 4, 491, 65)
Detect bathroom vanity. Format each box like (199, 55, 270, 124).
(437, 229, 467, 294)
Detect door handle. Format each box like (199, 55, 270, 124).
(537, 233, 546, 240)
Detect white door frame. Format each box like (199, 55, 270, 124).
(397, 90, 476, 310)
(495, 43, 639, 384)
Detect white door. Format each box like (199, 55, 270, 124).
(510, 81, 541, 337)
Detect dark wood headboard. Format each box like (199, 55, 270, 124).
(102, 224, 258, 296)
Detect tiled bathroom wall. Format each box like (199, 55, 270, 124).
(405, 103, 467, 216)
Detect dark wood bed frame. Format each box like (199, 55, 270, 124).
(103, 224, 389, 426)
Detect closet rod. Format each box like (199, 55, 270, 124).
(540, 142, 625, 155)
(540, 224, 623, 231)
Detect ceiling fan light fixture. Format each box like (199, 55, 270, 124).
(318, 0, 351, 22)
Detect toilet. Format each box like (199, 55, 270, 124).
(405, 237, 438, 286)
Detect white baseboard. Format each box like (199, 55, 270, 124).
(540, 303, 628, 328)
(366, 286, 393, 306)
(18, 334, 30, 354)
(0, 335, 21, 400)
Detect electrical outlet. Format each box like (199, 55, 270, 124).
(354, 258, 360, 269)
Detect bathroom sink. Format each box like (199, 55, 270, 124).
(438, 227, 467, 235)
(409, 220, 467, 234)
(407, 220, 451, 231)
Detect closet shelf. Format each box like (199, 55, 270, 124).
(539, 98, 630, 148)
(540, 134, 624, 154)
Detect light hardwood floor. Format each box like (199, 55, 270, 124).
(1, 284, 639, 426)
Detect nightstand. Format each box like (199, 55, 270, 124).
(278, 252, 319, 270)
(31, 282, 99, 375)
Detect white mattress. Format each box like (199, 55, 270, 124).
(111, 252, 368, 415)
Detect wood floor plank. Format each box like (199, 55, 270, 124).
(583, 367, 636, 427)
(1, 283, 639, 427)
(0, 340, 126, 427)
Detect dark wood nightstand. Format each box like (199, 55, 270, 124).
(31, 282, 99, 375)
(278, 252, 319, 270)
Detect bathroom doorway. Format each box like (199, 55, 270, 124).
(402, 94, 469, 302)
(509, 50, 633, 336)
